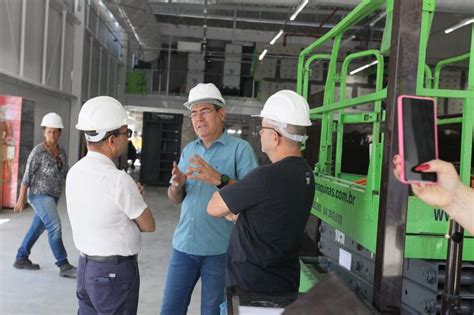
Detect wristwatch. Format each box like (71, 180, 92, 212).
(216, 173, 230, 189)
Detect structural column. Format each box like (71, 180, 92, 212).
(68, 0, 87, 164)
(373, 0, 423, 312)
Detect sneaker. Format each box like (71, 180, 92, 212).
(59, 263, 77, 278)
(13, 259, 40, 270)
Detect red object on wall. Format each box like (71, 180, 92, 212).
(0, 96, 24, 208)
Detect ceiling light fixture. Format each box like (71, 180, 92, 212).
(270, 29, 284, 45)
(444, 18, 474, 34)
(290, 0, 309, 21)
(259, 49, 268, 61)
(350, 60, 378, 75)
(369, 11, 387, 27)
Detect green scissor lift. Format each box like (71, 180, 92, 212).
(296, 0, 473, 312)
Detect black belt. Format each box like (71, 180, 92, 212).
(80, 253, 137, 263)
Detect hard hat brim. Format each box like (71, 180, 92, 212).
(41, 124, 64, 129)
(75, 124, 126, 133)
(183, 98, 224, 110)
(251, 114, 312, 126)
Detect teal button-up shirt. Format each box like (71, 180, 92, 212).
(172, 130, 258, 255)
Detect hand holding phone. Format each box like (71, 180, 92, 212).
(397, 95, 438, 184)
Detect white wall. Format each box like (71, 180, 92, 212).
(0, 0, 129, 164)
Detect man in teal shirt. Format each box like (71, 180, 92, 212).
(162, 83, 258, 315)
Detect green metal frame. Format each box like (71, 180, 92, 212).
(302, 54, 331, 100)
(410, 1, 474, 246)
(297, 0, 474, 261)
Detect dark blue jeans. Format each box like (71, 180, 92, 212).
(76, 255, 140, 315)
(160, 249, 226, 315)
(16, 194, 68, 267)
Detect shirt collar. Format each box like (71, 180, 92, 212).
(86, 151, 117, 167)
(194, 129, 229, 147)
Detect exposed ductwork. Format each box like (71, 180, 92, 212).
(105, 0, 161, 62)
(107, 0, 472, 63)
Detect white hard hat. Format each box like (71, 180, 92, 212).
(254, 90, 312, 127)
(76, 96, 128, 142)
(183, 83, 225, 110)
(41, 113, 64, 129)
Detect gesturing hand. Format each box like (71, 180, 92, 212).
(170, 161, 188, 189)
(187, 155, 221, 185)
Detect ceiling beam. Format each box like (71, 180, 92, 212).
(149, 2, 351, 15)
(154, 12, 384, 32)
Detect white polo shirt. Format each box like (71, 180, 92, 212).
(66, 151, 148, 256)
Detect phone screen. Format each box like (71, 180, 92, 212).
(401, 97, 437, 182)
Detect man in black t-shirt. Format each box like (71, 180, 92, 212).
(207, 90, 315, 294)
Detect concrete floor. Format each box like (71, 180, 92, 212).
(0, 184, 202, 315)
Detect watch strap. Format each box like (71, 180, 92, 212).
(217, 174, 230, 189)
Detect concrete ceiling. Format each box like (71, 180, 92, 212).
(150, 1, 380, 44)
(147, 0, 473, 63)
(117, 0, 472, 114)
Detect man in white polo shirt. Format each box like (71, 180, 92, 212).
(66, 96, 156, 314)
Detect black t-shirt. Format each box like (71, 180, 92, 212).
(220, 156, 315, 294)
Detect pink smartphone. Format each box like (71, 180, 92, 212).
(397, 95, 438, 184)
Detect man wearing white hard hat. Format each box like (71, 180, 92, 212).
(208, 90, 315, 294)
(162, 83, 258, 315)
(66, 96, 155, 314)
(13, 113, 77, 278)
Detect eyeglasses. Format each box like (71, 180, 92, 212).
(190, 108, 215, 119)
(98, 128, 132, 143)
(111, 128, 132, 138)
(256, 125, 281, 137)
